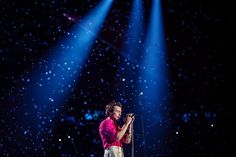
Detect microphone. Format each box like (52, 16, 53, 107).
(131, 114, 136, 118)
(122, 113, 136, 122)
(127, 113, 136, 122)
(126, 113, 135, 118)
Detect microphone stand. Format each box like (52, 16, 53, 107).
(131, 122, 134, 157)
(131, 118, 134, 157)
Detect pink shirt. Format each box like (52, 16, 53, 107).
(99, 117, 123, 149)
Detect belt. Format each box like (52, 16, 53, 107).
(105, 146, 123, 150)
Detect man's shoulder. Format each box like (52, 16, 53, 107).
(99, 117, 112, 127)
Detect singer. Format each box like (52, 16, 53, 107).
(99, 100, 134, 157)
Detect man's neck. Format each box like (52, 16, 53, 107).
(108, 116, 116, 123)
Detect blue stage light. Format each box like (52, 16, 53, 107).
(113, 0, 144, 105)
(138, 0, 170, 155)
(22, 0, 113, 150)
(140, 0, 169, 111)
(122, 0, 144, 63)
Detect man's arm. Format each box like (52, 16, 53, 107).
(122, 123, 132, 144)
(116, 115, 133, 141)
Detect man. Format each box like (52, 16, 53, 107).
(99, 100, 134, 157)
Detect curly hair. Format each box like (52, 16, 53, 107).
(105, 100, 122, 116)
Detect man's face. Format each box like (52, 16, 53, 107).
(110, 106, 122, 121)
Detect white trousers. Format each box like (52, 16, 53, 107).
(104, 146, 124, 157)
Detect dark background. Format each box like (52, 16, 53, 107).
(0, 0, 234, 156)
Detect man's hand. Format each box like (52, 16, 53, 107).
(125, 113, 134, 125)
(117, 113, 135, 141)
